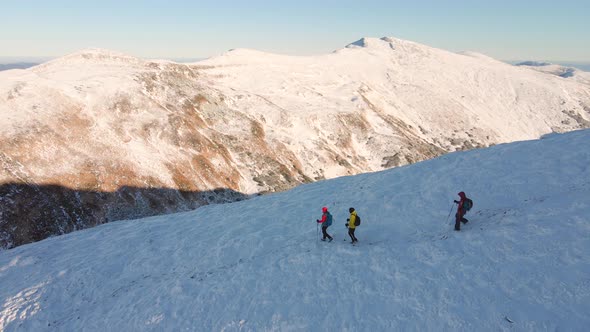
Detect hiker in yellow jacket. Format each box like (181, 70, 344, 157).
(346, 207, 359, 243)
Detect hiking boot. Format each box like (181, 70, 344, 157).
(321, 238, 326, 241)
(328, 238, 333, 242)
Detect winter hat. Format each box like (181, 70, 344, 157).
(458, 192, 466, 199)
(322, 206, 328, 212)
(349, 207, 355, 213)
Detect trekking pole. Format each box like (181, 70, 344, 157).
(446, 202, 455, 224)
(316, 222, 319, 242)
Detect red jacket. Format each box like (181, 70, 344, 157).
(456, 192, 467, 215)
(318, 207, 329, 224)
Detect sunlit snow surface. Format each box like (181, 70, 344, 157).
(1, 129, 589, 331)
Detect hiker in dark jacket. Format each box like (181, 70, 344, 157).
(454, 191, 469, 231)
(346, 207, 359, 243)
(316, 206, 333, 241)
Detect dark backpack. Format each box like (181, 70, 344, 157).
(354, 215, 361, 226)
(326, 212, 333, 226)
(462, 198, 473, 213)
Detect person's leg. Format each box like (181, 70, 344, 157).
(322, 226, 329, 240)
(348, 228, 355, 242)
(326, 227, 333, 240)
(350, 228, 357, 242)
(454, 213, 461, 231)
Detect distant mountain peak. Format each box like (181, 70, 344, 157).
(35, 48, 143, 70)
(346, 37, 398, 50)
(515, 61, 552, 67)
(515, 61, 585, 80)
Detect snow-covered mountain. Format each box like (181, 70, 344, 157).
(1, 129, 589, 331)
(1, 37, 590, 249)
(515, 61, 590, 85)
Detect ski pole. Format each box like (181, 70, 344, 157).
(446, 202, 455, 224)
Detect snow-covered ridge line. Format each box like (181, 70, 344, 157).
(1, 36, 589, 249)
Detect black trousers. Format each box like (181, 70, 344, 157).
(348, 227, 358, 242)
(322, 226, 332, 240)
(455, 213, 468, 230)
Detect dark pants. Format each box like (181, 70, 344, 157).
(455, 212, 468, 230)
(348, 227, 358, 242)
(322, 226, 332, 240)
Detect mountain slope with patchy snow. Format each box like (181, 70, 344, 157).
(1, 37, 590, 248)
(0, 129, 589, 331)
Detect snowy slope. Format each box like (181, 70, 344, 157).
(1, 129, 589, 331)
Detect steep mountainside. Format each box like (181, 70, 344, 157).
(1, 38, 590, 248)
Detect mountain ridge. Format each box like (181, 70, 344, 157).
(1, 36, 589, 248)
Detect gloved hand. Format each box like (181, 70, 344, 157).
(347, 218, 350, 221)
(316, 220, 320, 223)
(453, 200, 459, 204)
(345, 223, 348, 227)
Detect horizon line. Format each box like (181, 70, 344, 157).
(1, 54, 589, 65)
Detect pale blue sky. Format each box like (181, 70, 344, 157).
(1, 0, 589, 61)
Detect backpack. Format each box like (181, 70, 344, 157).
(326, 212, 333, 226)
(354, 215, 361, 226)
(462, 198, 473, 213)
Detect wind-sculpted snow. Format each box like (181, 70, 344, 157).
(1, 37, 590, 248)
(0, 129, 589, 331)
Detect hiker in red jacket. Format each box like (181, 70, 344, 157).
(454, 191, 470, 231)
(316, 206, 333, 242)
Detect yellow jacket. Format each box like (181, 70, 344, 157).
(348, 211, 357, 229)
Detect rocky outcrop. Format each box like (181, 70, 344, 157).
(0, 183, 247, 249)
